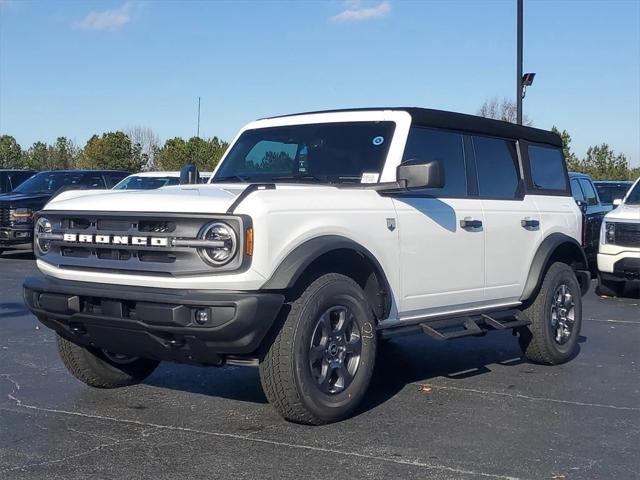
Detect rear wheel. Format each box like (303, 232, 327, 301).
(596, 274, 625, 297)
(259, 273, 377, 425)
(57, 334, 159, 388)
(519, 262, 582, 365)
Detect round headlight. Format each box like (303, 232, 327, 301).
(35, 217, 53, 254)
(198, 222, 237, 266)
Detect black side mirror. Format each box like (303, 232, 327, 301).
(576, 199, 588, 213)
(397, 160, 444, 190)
(180, 164, 200, 185)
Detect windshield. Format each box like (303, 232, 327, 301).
(113, 175, 180, 190)
(13, 171, 89, 194)
(213, 121, 396, 184)
(625, 180, 640, 204)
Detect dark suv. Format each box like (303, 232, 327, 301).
(0, 170, 128, 256)
(0, 169, 36, 194)
(593, 180, 634, 208)
(569, 172, 612, 271)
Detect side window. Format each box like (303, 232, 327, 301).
(571, 179, 585, 203)
(82, 175, 106, 189)
(528, 145, 568, 191)
(0, 174, 7, 193)
(401, 127, 467, 196)
(579, 179, 598, 206)
(473, 136, 520, 199)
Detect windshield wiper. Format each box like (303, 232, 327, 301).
(210, 175, 251, 183)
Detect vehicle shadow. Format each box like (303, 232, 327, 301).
(1, 250, 35, 261)
(144, 330, 576, 413)
(0, 302, 30, 319)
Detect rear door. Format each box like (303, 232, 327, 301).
(393, 127, 485, 319)
(472, 135, 543, 304)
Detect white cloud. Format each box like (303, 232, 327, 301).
(77, 2, 131, 32)
(330, 1, 390, 23)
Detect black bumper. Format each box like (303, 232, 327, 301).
(23, 276, 284, 365)
(603, 258, 640, 281)
(0, 226, 32, 247)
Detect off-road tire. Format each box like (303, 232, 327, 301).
(519, 262, 582, 365)
(259, 273, 377, 425)
(595, 274, 625, 298)
(57, 334, 159, 388)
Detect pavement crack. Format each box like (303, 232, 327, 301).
(417, 383, 640, 411)
(0, 404, 524, 480)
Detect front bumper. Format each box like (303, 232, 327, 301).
(598, 254, 640, 281)
(0, 226, 32, 248)
(23, 276, 284, 365)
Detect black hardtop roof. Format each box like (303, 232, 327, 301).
(263, 107, 562, 147)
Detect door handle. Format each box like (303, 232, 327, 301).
(521, 218, 540, 229)
(460, 217, 483, 229)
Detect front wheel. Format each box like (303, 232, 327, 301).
(57, 335, 159, 388)
(519, 262, 582, 365)
(259, 273, 377, 425)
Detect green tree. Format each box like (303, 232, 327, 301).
(155, 136, 228, 172)
(0, 135, 23, 168)
(49, 137, 80, 169)
(79, 131, 143, 172)
(581, 144, 630, 180)
(23, 141, 49, 169)
(551, 126, 580, 172)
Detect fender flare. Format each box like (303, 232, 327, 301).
(261, 235, 391, 300)
(520, 233, 589, 302)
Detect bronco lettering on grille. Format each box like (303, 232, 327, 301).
(62, 234, 169, 247)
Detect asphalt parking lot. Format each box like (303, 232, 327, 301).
(0, 250, 638, 480)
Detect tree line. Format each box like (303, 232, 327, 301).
(478, 98, 639, 181)
(0, 128, 229, 173)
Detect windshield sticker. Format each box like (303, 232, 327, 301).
(372, 136, 384, 146)
(361, 172, 380, 184)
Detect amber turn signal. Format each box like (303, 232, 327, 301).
(245, 227, 253, 256)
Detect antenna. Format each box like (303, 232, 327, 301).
(197, 97, 201, 138)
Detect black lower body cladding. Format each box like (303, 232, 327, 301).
(23, 276, 284, 365)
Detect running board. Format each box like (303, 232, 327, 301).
(419, 309, 531, 341)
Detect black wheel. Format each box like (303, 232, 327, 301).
(596, 274, 625, 297)
(519, 262, 582, 365)
(57, 334, 159, 388)
(259, 273, 377, 425)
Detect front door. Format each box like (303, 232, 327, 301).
(393, 127, 485, 320)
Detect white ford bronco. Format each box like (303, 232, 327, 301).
(597, 176, 640, 296)
(24, 108, 590, 424)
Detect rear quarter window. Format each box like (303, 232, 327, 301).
(528, 145, 568, 191)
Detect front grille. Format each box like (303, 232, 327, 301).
(0, 207, 9, 226)
(36, 212, 246, 276)
(615, 223, 640, 248)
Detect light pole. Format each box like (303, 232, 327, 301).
(517, 0, 523, 125)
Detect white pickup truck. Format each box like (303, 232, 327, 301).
(24, 108, 590, 424)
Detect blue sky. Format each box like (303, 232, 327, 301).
(1, 0, 639, 166)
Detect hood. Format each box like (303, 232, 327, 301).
(604, 203, 640, 222)
(0, 192, 53, 208)
(43, 184, 247, 214)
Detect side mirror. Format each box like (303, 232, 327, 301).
(612, 198, 622, 207)
(396, 160, 444, 190)
(576, 199, 588, 213)
(180, 164, 200, 185)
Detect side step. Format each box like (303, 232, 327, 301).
(420, 309, 531, 341)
